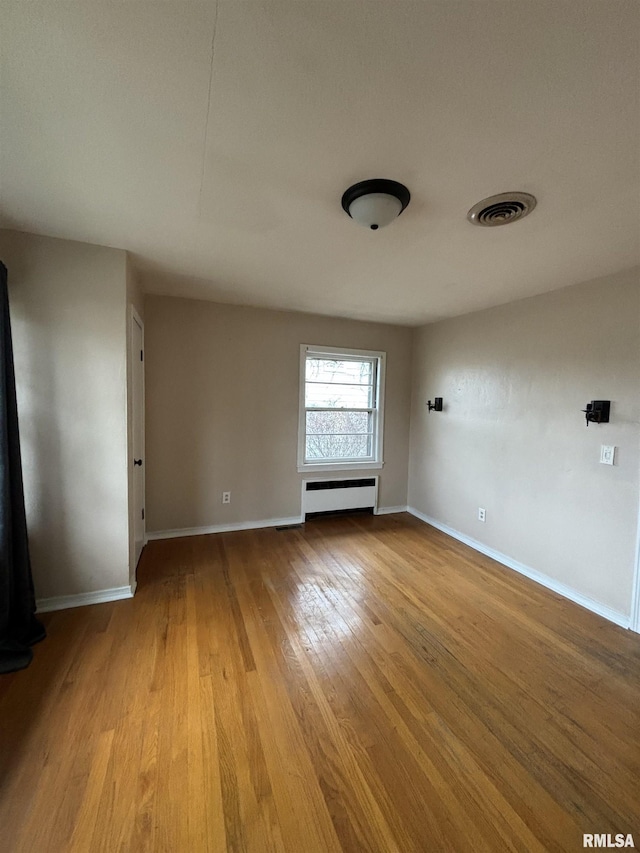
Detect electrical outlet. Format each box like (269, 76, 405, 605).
(478, 507, 486, 523)
(222, 491, 231, 504)
(600, 445, 616, 465)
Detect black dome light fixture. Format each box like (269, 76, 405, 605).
(341, 179, 411, 230)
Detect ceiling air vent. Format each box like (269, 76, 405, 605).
(467, 192, 537, 227)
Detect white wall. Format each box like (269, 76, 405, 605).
(145, 296, 413, 533)
(0, 230, 130, 600)
(408, 267, 640, 620)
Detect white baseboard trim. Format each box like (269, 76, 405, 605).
(407, 506, 631, 630)
(146, 515, 305, 542)
(375, 505, 408, 515)
(36, 585, 135, 614)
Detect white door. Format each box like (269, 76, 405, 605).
(132, 312, 145, 568)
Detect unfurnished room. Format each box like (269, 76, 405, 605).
(0, 2, 639, 851)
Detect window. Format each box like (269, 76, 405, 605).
(298, 345, 385, 471)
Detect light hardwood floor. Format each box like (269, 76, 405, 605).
(1, 512, 639, 852)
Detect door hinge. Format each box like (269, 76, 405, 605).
(140, 349, 143, 361)
(142, 508, 145, 521)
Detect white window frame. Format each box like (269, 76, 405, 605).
(297, 344, 386, 473)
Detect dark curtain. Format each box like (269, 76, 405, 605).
(0, 262, 45, 674)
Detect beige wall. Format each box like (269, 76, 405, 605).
(408, 268, 640, 618)
(145, 296, 412, 532)
(0, 230, 130, 599)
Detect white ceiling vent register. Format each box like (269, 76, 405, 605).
(467, 192, 537, 226)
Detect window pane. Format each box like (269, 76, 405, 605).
(306, 358, 373, 385)
(306, 433, 372, 461)
(306, 410, 370, 435)
(305, 382, 373, 408)
(300, 349, 383, 467)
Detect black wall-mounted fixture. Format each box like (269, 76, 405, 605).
(582, 400, 610, 427)
(427, 398, 443, 412)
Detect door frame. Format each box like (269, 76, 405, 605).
(631, 495, 640, 633)
(129, 305, 145, 588)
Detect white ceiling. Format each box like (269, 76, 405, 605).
(1, 1, 638, 325)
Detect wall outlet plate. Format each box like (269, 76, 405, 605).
(600, 445, 615, 465)
(478, 507, 486, 522)
(222, 491, 231, 504)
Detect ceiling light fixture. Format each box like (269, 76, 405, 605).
(341, 179, 410, 230)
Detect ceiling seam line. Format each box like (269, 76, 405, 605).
(198, 0, 220, 219)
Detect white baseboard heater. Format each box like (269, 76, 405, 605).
(302, 476, 378, 517)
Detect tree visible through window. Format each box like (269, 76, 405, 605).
(299, 347, 385, 467)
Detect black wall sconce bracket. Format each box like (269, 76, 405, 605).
(582, 400, 610, 427)
(427, 397, 443, 412)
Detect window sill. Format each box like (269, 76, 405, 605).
(297, 461, 384, 474)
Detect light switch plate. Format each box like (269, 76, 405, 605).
(600, 445, 615, 465)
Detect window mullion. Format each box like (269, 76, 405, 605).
(305, 407, 373, 414)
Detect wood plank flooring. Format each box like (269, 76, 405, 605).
(1, 512, 639, 852)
